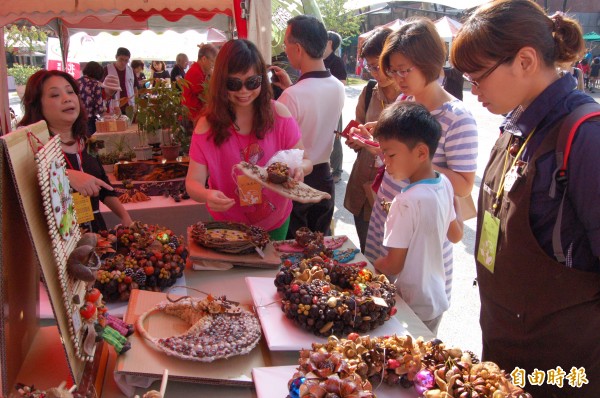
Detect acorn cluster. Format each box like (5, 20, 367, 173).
(266, 161, 290, 184)
(94, 223, 188, 301)
(274, 254, 396, 337)
(289, 336, 531, 398)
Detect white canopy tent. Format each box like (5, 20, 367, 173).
(69, 30, 212, 63)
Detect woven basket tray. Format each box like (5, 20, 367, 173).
(190, 221, 270, 255)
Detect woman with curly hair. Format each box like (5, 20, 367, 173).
(185, 39, 312, 239)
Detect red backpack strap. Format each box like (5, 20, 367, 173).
(550, 102, 600, 263)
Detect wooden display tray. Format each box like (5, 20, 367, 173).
(235, 161, 331, 204)
(116, 289, 271, 386)
(187, 227, 281, 269)
(114, 158, 189, 181)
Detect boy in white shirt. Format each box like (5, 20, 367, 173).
(373, 102, 463, 335)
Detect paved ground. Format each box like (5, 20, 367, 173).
(333, 81, 600, 357)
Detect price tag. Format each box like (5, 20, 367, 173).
(72, 192, 94, 223)
(372, 296, 388, 307)
(503, 166, 519, 192)
(237, 175, 262, 206)
(255, 246, 265, 258)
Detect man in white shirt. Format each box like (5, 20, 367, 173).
(272, 15, 345, 238)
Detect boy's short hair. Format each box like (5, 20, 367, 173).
(373, 101, 441, 159)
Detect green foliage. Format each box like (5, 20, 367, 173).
(136, 78, 191, 150)
(5, 25, 48, 56)
(7, 64, 41, 85)
(98, 152, 120, 165)
(316, 0, 364, 44)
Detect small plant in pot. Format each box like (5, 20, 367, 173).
(136, 78, 191, 159)
(133, 128, 153, 161)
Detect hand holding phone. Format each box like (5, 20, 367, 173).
(267, 68, 280, 83)
(338, 120, 379, 148)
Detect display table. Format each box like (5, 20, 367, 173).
(106, 240, 434, 397)
(99, 196, 210, 237)
(30, 236, 434, 397)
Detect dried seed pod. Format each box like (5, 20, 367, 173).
(66, 245, 99, 282)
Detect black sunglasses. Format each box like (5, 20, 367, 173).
(226, 75, 263, 91)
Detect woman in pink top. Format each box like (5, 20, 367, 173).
(186, 39, 312, 240)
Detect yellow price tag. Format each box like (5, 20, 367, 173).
(72, 192, 94, 223)
(237, 175, 262, 206)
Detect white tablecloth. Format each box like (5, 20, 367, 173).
(99, 196, 209, 237)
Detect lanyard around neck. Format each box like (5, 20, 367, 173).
(62, 140, 83, 171)
(493, 129, 536, 211)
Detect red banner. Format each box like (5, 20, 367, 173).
(46, 60, 81, 79)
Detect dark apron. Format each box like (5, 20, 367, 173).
(475, 125, 600, 397)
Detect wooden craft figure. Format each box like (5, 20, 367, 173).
(66, 232, 100, 283)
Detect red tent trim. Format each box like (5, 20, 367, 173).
(123, 8, 233, 23)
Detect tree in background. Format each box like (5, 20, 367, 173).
(5, 25, 48, 66)
(316, 0, 363, 42)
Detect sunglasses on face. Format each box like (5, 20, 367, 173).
(226, 75, 263, 91)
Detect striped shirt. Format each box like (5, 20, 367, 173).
(365, 98, 478, 301)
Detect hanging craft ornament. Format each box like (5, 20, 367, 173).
(49, 158, 76, 239)
(235, 161, 332, 204)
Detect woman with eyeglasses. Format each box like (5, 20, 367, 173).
(355, 18, 478, 328)
(344, 27, 401, 253)
(451, 1, 600, 396)
(185, 39, 312, 240)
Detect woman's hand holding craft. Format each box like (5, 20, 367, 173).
(292, 167, 305, 182)
(67, 169, 113, 197)
(205, 190, 236, 212)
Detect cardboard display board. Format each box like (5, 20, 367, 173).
(0, 132, 42, 396)
(0, 122, 85, 393)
